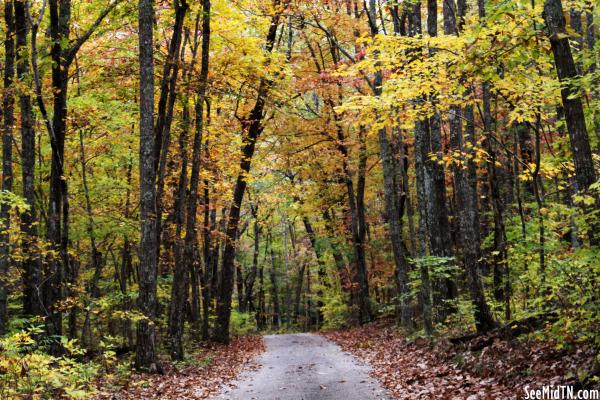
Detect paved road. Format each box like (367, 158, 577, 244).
(212, 333, 390, 400)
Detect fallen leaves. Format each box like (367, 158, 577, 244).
(322, 320, 597, 400)
(94, 335, 265, 400)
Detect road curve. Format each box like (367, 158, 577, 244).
(212, 333, 390, 400)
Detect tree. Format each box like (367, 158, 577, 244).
(0, 0, 16, 335)
(136, 0, 158, 370)
(543, 0, 598, 244)
(214, 1, 284, 344)
(15, 0, 41, 318)
(365, 0, 412, 328)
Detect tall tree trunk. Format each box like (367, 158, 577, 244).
(136, 0, 159, 370)
(15, 0, 41, 318)
(214, 4, 283, 343)
(325, 88, 371, 324)
(543, 0, 599, 244)
(405, 0, 434, 335)
(120, 149, 134, 348)
(44, 0, 73, 351)
(196, 101, 211, 336)
(155, 0, 187, 275)
(423, 0, 457, 320)
(201, 146, 213, 340)
(164, 0, 191, 356)
(445, 0, 495, 332)
(0, 0, 15, 335)
(477, 0, 510, 320)
(172, 31, 192, 338)
(366, 0, 412, 328)
(170, 0, 209, 361)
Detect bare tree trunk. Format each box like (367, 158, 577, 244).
(544, 0, 599, 244)
(120, 150, 134, 348)
(136, 0, 159, 371)
(405, 0, 433, 335)
(170, 0, 210, 360)
(366, 0, 412, 328)
(156, 0, 187, 276)
(443, 0, 495, 333)
(15, 0, 41, 318)
(0, 0, 15, 335)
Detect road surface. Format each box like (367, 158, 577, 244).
(212, 333, 390, 400)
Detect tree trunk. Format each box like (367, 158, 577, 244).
(543, 0, 598, 244)
(0, 0, 15, 335)
(15, 0, 41, 318)
(120, 150, 134, 348)
(155, 0, 187, 276)
(256, 245, 267, 330)
(423, 0, 457, 320)
(136, 0, 159, 370)
(366, 0, 412, 328)
(269, 236, 281, 330)
(443, 0, 495, 333)
(44, 0, 71, 352)
(404, 0, 434, 335)
(214, 5, 282, 343)
(325, 90, 371, 324)
(169, 0, 209, 361)
(244, 205, 260, 312)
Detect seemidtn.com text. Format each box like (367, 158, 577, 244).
(524, 386, 599, 400)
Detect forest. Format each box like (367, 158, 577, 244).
(0, 0, 598, 398)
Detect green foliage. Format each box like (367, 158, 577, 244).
(544, 249, 600, 348)
(0, 326, 98, 399)
(230, 311, 257, 336)
(321, 293, 351, 329)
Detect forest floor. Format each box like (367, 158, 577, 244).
(322, 319, 598, 399)
(94, 335, 265, 399)
(93, 320, 597, 400)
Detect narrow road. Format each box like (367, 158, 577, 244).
(212, 333, 390, 400)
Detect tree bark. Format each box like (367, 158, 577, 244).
(366, 0, 412, 328)
(15, 0, 41, 318)
(136, 0, 159, 370)
(155, 0, 187, 275)
(442, 0, 495, 333)
(404, 0, 434, 335)
(543, 0, 598, 244)
(0, 0, 16, 335)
